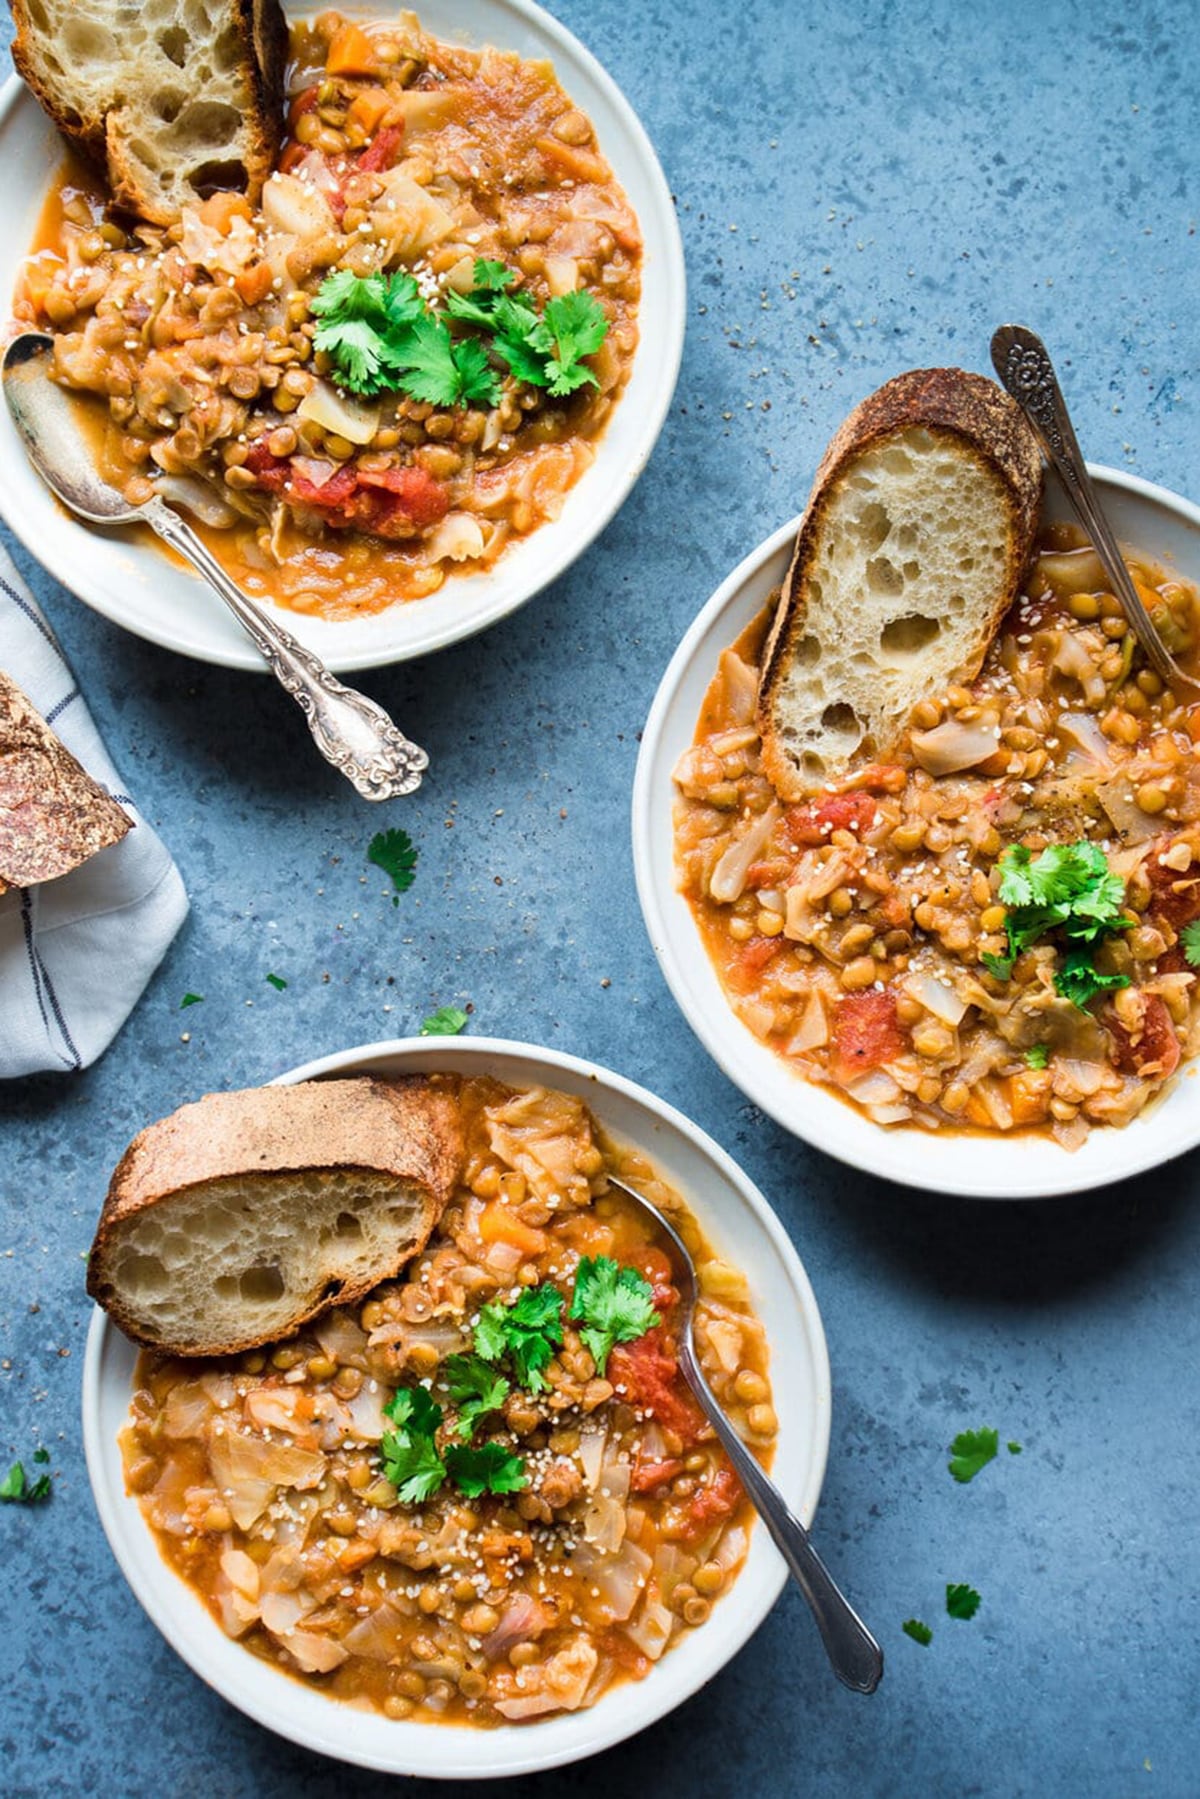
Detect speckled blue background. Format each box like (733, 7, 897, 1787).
(3, 0, 1198, 1793)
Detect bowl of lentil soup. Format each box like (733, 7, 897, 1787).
(633, 465, 1200, 1198)
(0, 1, 684, 671)
(83, 1037, 830, 1776)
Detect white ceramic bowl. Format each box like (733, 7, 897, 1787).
(82, 1036, 831, 1777)
(633, 465, 1200, 1199)
(0, 0, 685, 671)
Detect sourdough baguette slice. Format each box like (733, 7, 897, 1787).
(9, 0, 287, 226)
(758, 368, 1043, 798)
(87, 1076, 464, 1356)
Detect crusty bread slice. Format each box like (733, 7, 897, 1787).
(87, 1077, 464, 1357)
(9, 0, 286, 226)
(758, 368, 1043, 798)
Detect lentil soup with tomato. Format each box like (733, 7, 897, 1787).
(673, 526, 1200, 1147)
(121, 1075, 772, 1725)
(14, 10, 642, 620)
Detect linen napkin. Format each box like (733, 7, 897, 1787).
(0, 541, 187, 1077)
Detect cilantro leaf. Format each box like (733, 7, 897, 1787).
(180, 992, 204, 1009)
(474, 1285, 564, 1393)
(981, 950, 1015, 982)
(311, 271, 427, 396)
(1024, 1044, 1049, 1069)
(265, 973, 287, 991)
(384, 1383, 444, 1437)
(537, 291, 607, 396)
(902, 1618, 933, 1646)
(380, 1430, 446, 1504)
(368, 827, 418, 900)
(444, 1440, 527, 1497)
(1008, 1441, 1023, 1454)
(450, 335, 503, 408)
(0, 1460, 51, 1504)
(380, 271, 425, 330)
(473, 259, 517, 293)
(444, 1353, 510, 1438)
(1053, 948, 1131, 1010)
(420, 1006, 469, 1037)
(948, 1427, 999, 1484)
(569, 1256, 660, 1375)
(1181, 919, 1200, 968)
(310, 269, 386, 322)
(946, 1583, 981, 1621)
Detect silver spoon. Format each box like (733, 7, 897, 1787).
(605, 1173, 884, 1694)
(2, 330, 429, 801)
(991, 323, 1197, 692)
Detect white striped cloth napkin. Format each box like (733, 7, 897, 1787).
(0, 542, 188, 1077)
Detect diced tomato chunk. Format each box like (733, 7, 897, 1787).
(290, 464, 358, 508)
(1146, 840, 1200, 929)
(681, 1465, 743, 1541)
(358, 123, 404, 172)
(830, 989, 903, 1084)
(839, 761, 906, 794)
(243, 440, 290, 491)
(1106, 993, 1181, 1079)
(785, 790, 877, 846)
(599, 1629, 652, 1678)
(355, 464, 450, 527)
(744, 858, 794, 890)
(242, 449, 450, 541)
(729, 934, 786, 991)
(629, 1456, 684, 1494)
(623, 1244, 675, 1313)
(608, 1329, 706, 1444)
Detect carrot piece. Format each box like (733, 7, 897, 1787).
(234, 261, 275, 306)
(197, 191, 253, 234)
(325, 22, 377, 75)
(535, 135, 607, 184)
(348, 86, 391, 135)
(478, 1202, 547, 1257)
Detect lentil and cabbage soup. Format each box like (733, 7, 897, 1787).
(14, 10, 641, 619)
(121, 1077, 773, 1725)
(674, 527, 1200, 1147)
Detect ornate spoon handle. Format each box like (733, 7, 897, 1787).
(990, 324, 1195, 691)
(141, 496, 429, 800)
(677, 1334, 884, 1694)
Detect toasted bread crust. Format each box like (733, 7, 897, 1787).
(758, 368, 1043, 801)
(87, 1076, 465, 1354)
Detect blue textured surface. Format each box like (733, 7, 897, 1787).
(3, 0, 1199, 1793)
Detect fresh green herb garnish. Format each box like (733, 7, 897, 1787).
(902, 1618, 933, 1646)
(380, 1427, 447, 1504)
(946, 1583, 981, 1621)
(948, 1427, 999, 1485)
(384, 1383, 443, 1437)
(265, 973, 288, 991)
(443, 1440, 528, 1497)
(368, 827, 418, 901)
(568, 1256, 660, 1375)
(447, 269, 608, 397)
(474, 1284, 564, 1393)
(983, 842, 1131, 1007)
(180, 992, 204, 1009)
(420, 1005, 469, 1037)
(1008, 1441, 1023, 1455)
(443, 1353, 510, 1439)
(1180, 919, 1200, 967)
(310, 270, 427, 396)
(0, 1459, 51, 1504)
(1024, 1043, 1049, 1070)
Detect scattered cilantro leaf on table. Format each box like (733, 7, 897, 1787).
(946, 1583, 982, 1621)
(0, 1459, 51, 1504)
(902, 1618, 933, 1646)
(982, 842, 1131, 1007)
(948, 1427, 999, 1485)
(368, 827, 418, 901)
(180, 993, 204, 1009)
(474, 1285, 563, 1393)
(1024, 1043, 1049, 1070)
(1180, 920, 1200, 967)
(265, 973, 287, 991)
(1008, 1441, 1023, 1454)
(444, 1441, 527, 1497)
(444, 1353, 510, 1438)
(569, 1256, 660, 1375)
(420, 1006, 469, 1037)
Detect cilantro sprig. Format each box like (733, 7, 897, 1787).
(1181, 919, 1200, 967)
(420, 1005, 468, 1036)
(568, 1256, 660, 1375)
(444, 1440, 527, 1497)
(981, 842, 1132, 1008)
(474, 1285, 564, 1393)
(0, 1449, 51, 1504)
(379, 1381, 525, 1501)
(902, 1618, 933, 1646)
(443, 1353, 510, 1439)
(368, 827, 417, 902)
(946, 1583, 982, 1621)
(311, 259, 608, 409)
(948, 1427, 999, 1485)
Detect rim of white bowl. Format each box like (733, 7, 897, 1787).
(83, 1035, 831, 1777)
(632, 462, 1200, 1199)
(0, 0, 686, 671)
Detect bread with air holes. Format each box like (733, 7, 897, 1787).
(9, 0, 287, 226)
(757, 368, 1043, 799)
(86, 1077, 464, 1357)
